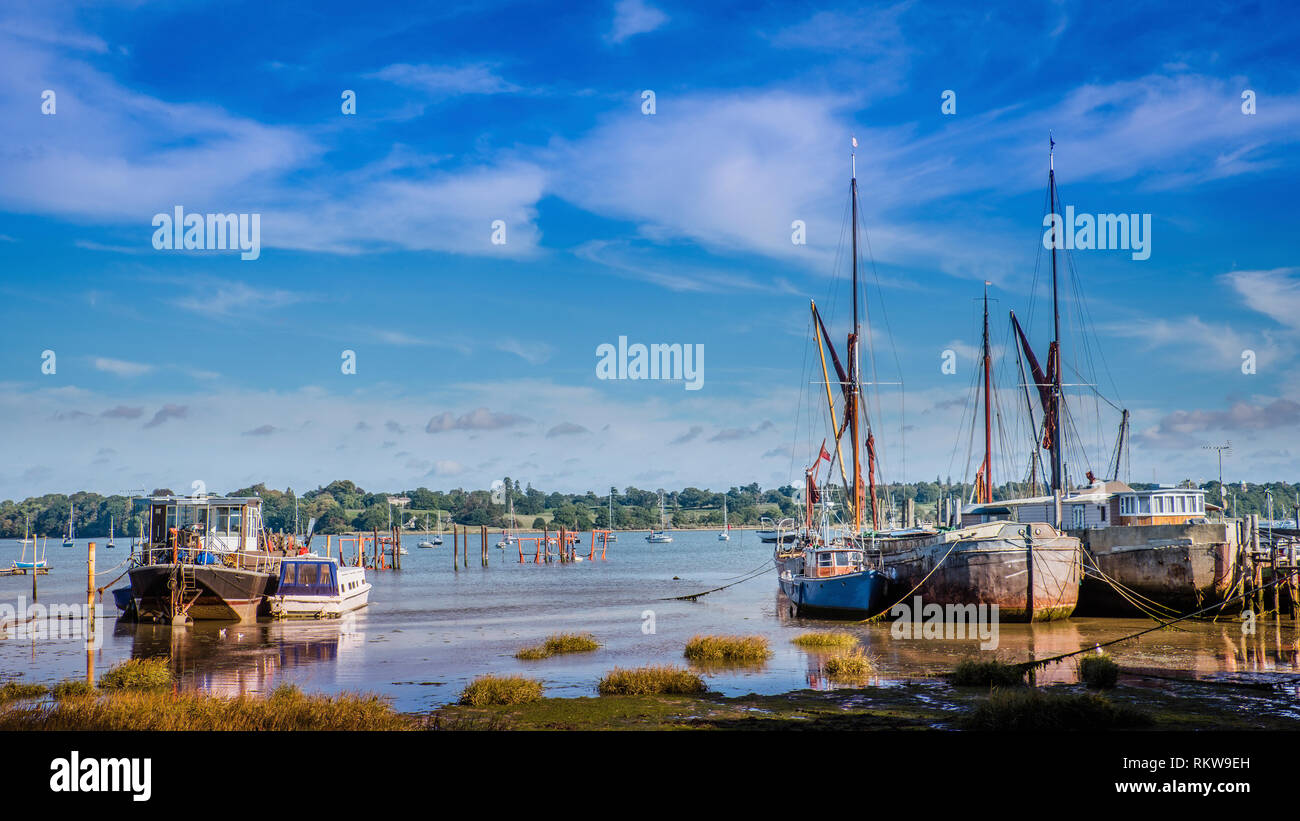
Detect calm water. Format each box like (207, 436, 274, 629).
(3, 532, 1300, 710)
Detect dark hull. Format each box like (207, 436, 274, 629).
(877, 522, 1081, 622)
(128, 564, 276, 622)
(1074, 523, 1240, 615)
(778, 569, 889, 617)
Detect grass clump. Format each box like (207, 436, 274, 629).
(791, 632, 858, 648)
(99, 658, 171, 690)
(51, 680, 96, 700)
(959, 689, 1151, 731)
(0, 682, 47, 703)
(824, 650, 874, 682)
(951, 657, 1026, 687)
(598, 666, 706, 696)
(683, 634, 771, 664)
(1080, 654, 1120, 689)
(459, 675, 544, 706)
(0, 684, 409, 731)
(515, 632, 600, 660)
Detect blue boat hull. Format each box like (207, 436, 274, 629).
(779, 569, 888, 616)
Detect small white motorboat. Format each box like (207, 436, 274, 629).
(269, 555, 370, 619)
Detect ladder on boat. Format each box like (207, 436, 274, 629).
(168, 563, 201, 622)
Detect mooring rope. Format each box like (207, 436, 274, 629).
(662, 564, 776, 602)
(854, 537, 961, 623)
(1019, 572, 1294, 673)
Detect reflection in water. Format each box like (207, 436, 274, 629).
(776, 591, 1300, 689)
(5, 532, 1297, 709)
(119, 618, 365, 698)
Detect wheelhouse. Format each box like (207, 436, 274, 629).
(804, 547, 866, 578)
(278, 558, 340, 597)
(139, 495, 266, 561)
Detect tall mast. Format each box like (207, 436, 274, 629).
(1048, 135, 1064, 494)
(982, 281, 993, 504)
(848, 137, 865, 532)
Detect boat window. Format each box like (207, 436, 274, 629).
(817, 552, 833, 567)
(228, 509, 242, 535)
(281, 563, 297, 585)
(849, 552, 863, 564)
(319, 565, 333, 589)
(298, 563, 319, 586)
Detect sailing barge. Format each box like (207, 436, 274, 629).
(779, 140, 1080, 621)
(121, 494, 289, 623)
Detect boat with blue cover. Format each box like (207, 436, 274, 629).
(268, 555, 370, 619)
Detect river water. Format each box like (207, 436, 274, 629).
(3, 532, 1299, 711)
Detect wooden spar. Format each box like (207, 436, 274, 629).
(812, 301, 852, 502)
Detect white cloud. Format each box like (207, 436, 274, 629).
(93, 357, 153, 377)
(367, 63, 520, 96)
(606, 0, 668, 44)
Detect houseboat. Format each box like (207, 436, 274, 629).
(268, 555, 370, 619)
(963, 480, 1239, 614)
(121, 494, 288, 624)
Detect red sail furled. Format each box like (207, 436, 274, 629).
(812, 305, 850, 403)
(1010, 311, 1057, 450)
(805, 469, 820, 525)
(865, 431, 878, 531)
(1042, 341, 1058, 451)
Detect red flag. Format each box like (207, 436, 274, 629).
(818, 440, 831, 464)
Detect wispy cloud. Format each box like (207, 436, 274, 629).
(367, 62, 522, 97)
(425, 407, 532, 433)
(93, 357, 152, 377)
(606, 0, 668, 44)
(143, 404, 188, 428)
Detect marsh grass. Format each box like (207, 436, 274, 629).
(959, 689, 1151, 731)
(683, 634, 770, 664)
(0, 685, 409, 731)
(0, 682, 47, 703)
(1080, 654, 1120, 689)
(459, 675, 544, 706)
(824, 650, 873, 682)
(598, 666, 706, 696)
(791, 632, 858, 648)
(99, 658, 171, 690)
(951, 658, 1026, 687)
(51, 680, 95, 700)
(515, 632, 600, 660)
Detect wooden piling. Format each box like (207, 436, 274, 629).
(454, 527, 459, 569)
(87, 540, 96, 635)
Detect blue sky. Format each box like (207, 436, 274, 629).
(2, 0, 1298, 500)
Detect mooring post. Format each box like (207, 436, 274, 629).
(1252, 514, 1264, 613)
(543, 525, 549, 563)
(87, 540, 96, 644)
(32, 538, 39, 603)
(454, 527, 459, 569)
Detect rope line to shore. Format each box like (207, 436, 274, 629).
(663, 564, 776, 602)
(853, 537, 961, 623)
(1019, 573, 1293, 674)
